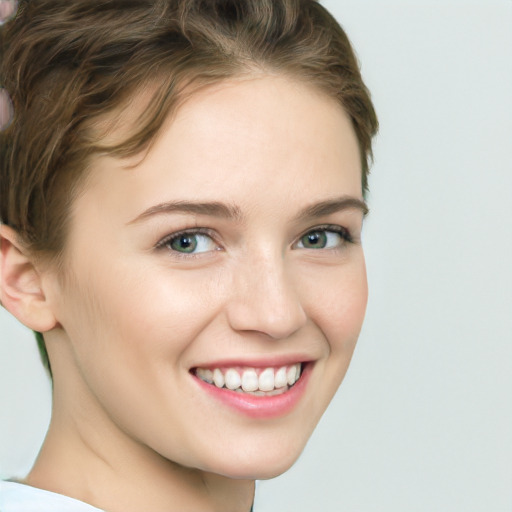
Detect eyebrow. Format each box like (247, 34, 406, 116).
(295, 196, 368, 221)
(127, 200, 243, 224)
(127, 195, 368, 225)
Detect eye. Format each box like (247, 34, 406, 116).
(295, 226, 351, 250)
(158, 231, 218, 255)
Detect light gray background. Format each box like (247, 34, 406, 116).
(1, 1, 511, 511)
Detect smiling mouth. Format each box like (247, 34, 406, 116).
(192, 363, 303, 396)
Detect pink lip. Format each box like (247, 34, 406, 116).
(191, 362, 312, 419)
(192, 354, 313, 370)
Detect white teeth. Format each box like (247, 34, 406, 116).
(267, 386, 289, 396)
(287, 364, 298, 385)
(274, 367, 288, 388)
(196, 368, 213, 384)
(258, 368, 275, 392)
(225, 368, 242, 390)
(241, 369, 259, 392)
(213, 368, 225, 388)
(197, 363, 303, 393)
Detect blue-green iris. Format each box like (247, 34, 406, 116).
(300, 231, 328, 249)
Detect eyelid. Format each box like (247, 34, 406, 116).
(293, 224, 353, 247)
(155, 228, 220, 251)
(153, 224, 354, 255)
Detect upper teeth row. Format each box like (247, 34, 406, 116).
(196, 364, 302, 392)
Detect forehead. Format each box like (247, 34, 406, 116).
(78, 76, 363, 221)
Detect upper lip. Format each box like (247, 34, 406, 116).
(191, 354, 316, 370)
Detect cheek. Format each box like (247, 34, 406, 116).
(60, 258, 228, 378)
(303, 255, 368, 353)
(302, 258, 367, 419)
(53, 263, 221, 445)
(116, 263, 228, 345)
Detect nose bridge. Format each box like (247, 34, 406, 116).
(226, 247, 307, 339)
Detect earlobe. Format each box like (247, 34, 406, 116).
(0, 224, 58, 332)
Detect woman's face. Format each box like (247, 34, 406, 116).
(48, 76, 368, 479)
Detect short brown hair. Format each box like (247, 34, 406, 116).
(1, 0, 378, 373)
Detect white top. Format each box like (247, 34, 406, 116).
(0, 481, 104, 511)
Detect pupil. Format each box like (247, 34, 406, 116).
(180, 236, 192, 248)
(305, 231, 326, 248)
(171, 234, 197, 253)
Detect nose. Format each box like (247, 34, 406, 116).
(225, 251, 308, 340)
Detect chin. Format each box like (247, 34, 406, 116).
(201, 436, 309, 481)
(216, 459, 299, 481)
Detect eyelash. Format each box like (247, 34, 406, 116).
(155, 228, 219, 258)
(297, 224, 354, 246)
(155, 224, 353, 257)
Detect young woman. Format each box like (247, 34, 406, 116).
(0, 1, 377, 510)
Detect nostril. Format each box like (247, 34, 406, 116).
(226, 259, 307, 339)
(227, 297, 307, 340)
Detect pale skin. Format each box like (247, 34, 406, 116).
(0, 76, 368, 512)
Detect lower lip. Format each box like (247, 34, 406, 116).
(192, 363, 312, 419)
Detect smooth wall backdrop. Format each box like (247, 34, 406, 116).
(1, 1, 511, 511)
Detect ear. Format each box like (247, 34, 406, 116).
(0, 224, 58, 332)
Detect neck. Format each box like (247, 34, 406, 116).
(25, 382, 255, 512)
(26, 420, 255, 512)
